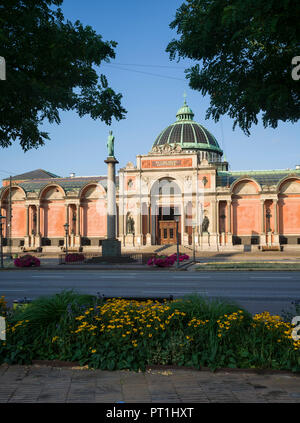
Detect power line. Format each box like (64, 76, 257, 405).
(107, 62, 188, 69)
(0, 169, 17, 176)
(102, 64, 186, 81)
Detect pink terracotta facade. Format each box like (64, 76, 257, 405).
(1, 102, 300, 253)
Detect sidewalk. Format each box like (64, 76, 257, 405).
(0, 364, 299, 403)
(3, 250, 300, 271)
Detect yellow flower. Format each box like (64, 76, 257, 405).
(91, 349, 96, 353)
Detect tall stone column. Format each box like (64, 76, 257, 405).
(106, 157, 117, 239)
(102, 156, 121, 257)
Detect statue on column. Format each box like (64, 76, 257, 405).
(107, 130, 115, 157)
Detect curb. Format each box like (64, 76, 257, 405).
(5, 361, 299, 376)
(194, 267, 300, 272)
(0, 265, 181, 271)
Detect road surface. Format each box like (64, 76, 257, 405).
(0, 269, 299, 316)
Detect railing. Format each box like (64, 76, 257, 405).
(59, 252, 157, 265)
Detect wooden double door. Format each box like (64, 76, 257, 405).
(159, 220, 177, 245)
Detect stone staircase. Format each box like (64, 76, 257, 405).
(121, 244, 194, 256)
(154, 244, 193, 256)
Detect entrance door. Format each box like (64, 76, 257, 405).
(159, 220, 177, 245)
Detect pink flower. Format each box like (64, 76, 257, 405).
(14, 254, 40, 268)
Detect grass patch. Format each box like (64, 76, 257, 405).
(196, 261, 300, 270)
(0, 291, 299, 373)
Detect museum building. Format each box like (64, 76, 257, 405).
(1, 100, 300, 253)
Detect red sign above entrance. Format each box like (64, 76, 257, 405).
(141, 158, 192, 169)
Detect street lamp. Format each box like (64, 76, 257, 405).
(174, 211, 180, 269)
(64, 223, 69, 257)
(0, 213, 6, 269)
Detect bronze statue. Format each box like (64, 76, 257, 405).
(126, 215, 135, 234)
(107, 130, 115, 157)
(201, 215, 209, 233)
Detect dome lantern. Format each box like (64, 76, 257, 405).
(176, 99, 194, 121)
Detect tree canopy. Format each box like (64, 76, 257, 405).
(167, 0, 300, 135)
(0, 0, 126, 151)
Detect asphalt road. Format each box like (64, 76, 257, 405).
(0, 269, 300, 316)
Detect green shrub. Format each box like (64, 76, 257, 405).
(168, 294, 251, 321)
(1, 293, 299, 372)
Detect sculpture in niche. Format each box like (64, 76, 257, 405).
(126, 215, 135, 235)
(201, 215, 209, 233)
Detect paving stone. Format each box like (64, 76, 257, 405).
(0, 364, 9, 377)
(96, 384, 122, 395)
(95, 395, 122, 402)
(1, 365, 299, 403)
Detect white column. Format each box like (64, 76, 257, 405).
(106, 158, 118, 239)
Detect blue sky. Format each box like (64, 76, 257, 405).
(1, 0, 299, 181)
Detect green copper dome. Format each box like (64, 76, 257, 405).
(152, 100, 223, 160)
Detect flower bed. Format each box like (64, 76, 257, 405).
(14, 255, 40, 268)
(0, 293, 299, 373)
(147, 253, 189, 267)
(0, 296, 7, 317)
